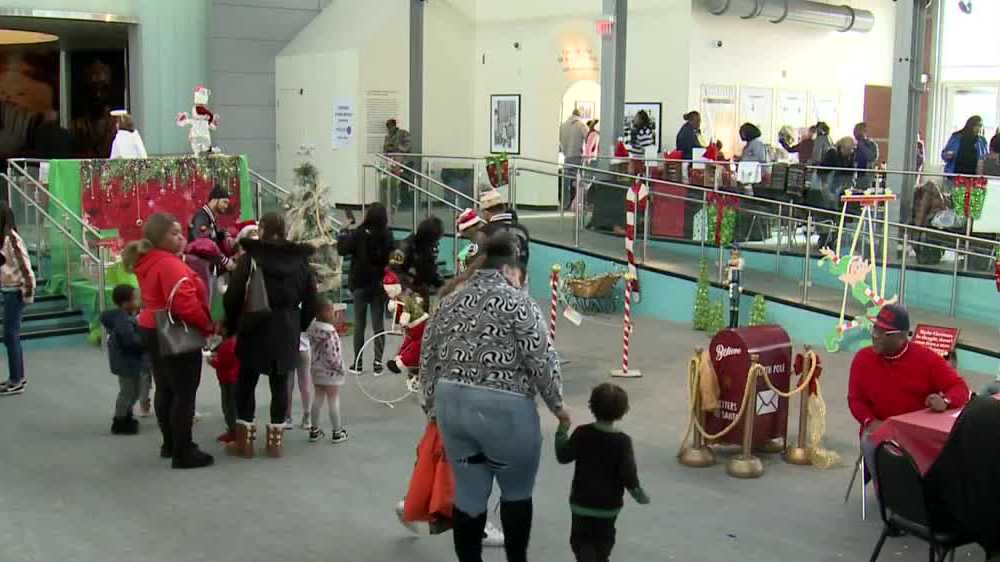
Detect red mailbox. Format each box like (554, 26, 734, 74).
(705, 326, 792, 447)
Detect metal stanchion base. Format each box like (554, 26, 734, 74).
(678, 447, 716, 468)
(726, 455, 764, 479)
(610, 369, 642, 378)
(756, 437, 786, 454)
(783, 447, 812, 466)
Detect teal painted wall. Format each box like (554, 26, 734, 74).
(131, 0, 209, 155)
(647, 238, 999, 325)
(526, 241, 1000, 376)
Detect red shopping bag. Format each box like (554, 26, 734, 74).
(402, 421, 455, 523)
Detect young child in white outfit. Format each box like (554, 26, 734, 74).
(307, 298, 348, 444)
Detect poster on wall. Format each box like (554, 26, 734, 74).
(366, 89, 400, 154)
(332, 96, 354, 149)
(810, 93, 840, 133)
(490, 94, 521, 154)
(624, 102, 662, 153)
(739, 87, 774, 143)
(777, 90, 808, 131)
(574, 100, 595, 121)
(700, 85, 739, 157)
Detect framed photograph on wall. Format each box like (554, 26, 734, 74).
(491, 94, 521, 154)
(624, 102, 662, 152)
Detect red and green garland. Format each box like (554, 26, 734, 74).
(486, 153, 509, 188)
(706, 192, 739, 246)
(952, 175, 988, 220)
(80, 155, 241, 196)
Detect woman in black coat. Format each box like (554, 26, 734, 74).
(402, 216, 444, 304)
(224, 212, 317, 458)
(338, 203, 395, 373)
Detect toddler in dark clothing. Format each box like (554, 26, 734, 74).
(556, 383, 650, 562)
(100, 285, 150, 436)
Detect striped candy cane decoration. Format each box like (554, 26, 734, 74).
(622, 276, 634, 373)
(624, 180, 649, 292)
(549, 264, 560, 343)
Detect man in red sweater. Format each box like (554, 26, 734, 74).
(848, 304, 970, 471)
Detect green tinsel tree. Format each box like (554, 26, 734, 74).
(284, 162, 342, 295)
(749, 294, 768, 326)
(693, 259, 712, 331)
(706, 301, 726, 336)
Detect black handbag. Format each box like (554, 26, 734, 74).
(155, 277, 206, 357)
(239, 258, 272, 333)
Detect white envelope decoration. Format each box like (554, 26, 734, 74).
(756, 389, 779, 415)
(737, 161, 762, 184)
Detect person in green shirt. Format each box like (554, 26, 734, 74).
(556, 383, 650, 562)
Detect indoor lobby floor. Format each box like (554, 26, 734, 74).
(1, 314, 992, 562)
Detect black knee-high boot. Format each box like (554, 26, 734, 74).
(500, 498, 533, 562)
(452, 508, 487, 562)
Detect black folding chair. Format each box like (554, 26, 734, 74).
(870, 441, 972, 562)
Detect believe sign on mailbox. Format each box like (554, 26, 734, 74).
(705, 326, 792, 447)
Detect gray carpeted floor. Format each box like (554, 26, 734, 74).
(0, 316, 990, 562)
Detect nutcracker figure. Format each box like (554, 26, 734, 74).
(726, 246, 744, 328)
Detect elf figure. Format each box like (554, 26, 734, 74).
(176, 85, 220, 156)
(726, 246, 744, 328)
(382, 269, 428, 379)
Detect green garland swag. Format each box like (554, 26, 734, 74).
(79, 155, 241, 195)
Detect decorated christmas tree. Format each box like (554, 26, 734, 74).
(706, 301, 726, 336)
(693, 259, 712, 331)
(284, 162, 342, 294)
(749, 294, 768, 326)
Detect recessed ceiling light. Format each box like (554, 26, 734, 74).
(0, 30, 58, 45)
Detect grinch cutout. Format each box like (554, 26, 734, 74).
(176, 85, 220, 156)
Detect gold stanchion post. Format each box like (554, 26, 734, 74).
(679, 348, 716, 468)
(727, 354, 765, 479)
(784, 347, 813, 465)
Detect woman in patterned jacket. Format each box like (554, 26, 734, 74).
(420, 233, 570, 562)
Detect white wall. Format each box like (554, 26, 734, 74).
(473, 16, 600, 206)
(209, 0, 323, 181)
(277, 0, 409, 204)
(423, 0, 476, 159)
(0, 0, 136, 17)
(688, 1, 895, 147)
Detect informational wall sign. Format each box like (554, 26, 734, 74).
(332, 97, 354, 149)
(366, 90, 400, 155)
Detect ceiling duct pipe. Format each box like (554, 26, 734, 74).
(705, 0, 874, 33)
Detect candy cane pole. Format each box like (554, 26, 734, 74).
(549, 264, 560, 344)
(612, 273, 641, 378)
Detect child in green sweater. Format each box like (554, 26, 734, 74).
(556, 383, 650, 562)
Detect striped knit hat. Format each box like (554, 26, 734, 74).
(456, 208, 485, 234)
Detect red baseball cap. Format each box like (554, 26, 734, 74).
(869, 304, 910, 333)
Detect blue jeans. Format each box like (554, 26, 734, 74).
(435, 380, 542, 516)
(3, 290, 24, 384)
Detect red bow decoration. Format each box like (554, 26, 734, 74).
(706, 192, 740, 246)
(955, 175, 988, 218)
(794, 352, 823, 395)
(194, 105, 217, 126)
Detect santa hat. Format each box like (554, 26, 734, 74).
(479, 189, 505, 210)
(457, 208, 485, 234)
(109, 109, 128, 117)
(383, 269, 402, 299)
(235, 220, 258, 241)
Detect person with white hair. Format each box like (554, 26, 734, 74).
(109, 110, 147, 159)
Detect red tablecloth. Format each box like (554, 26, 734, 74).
(871, 394, 1000, 474)
(871, 408, 960, 474)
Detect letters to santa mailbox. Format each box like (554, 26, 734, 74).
(705, 326, 792, 447)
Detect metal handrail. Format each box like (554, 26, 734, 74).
(2, 173, 105, 311)
(7, 160, 102, 239)
(249, 169, 290, 195)
(373, 154, 479, 207)
(520, 157, 1000, 249)
(367, 164, 464, 213)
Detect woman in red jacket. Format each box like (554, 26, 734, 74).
(123, 213, 215, 469)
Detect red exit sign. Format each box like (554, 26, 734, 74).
(595, 19, 614, 36)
